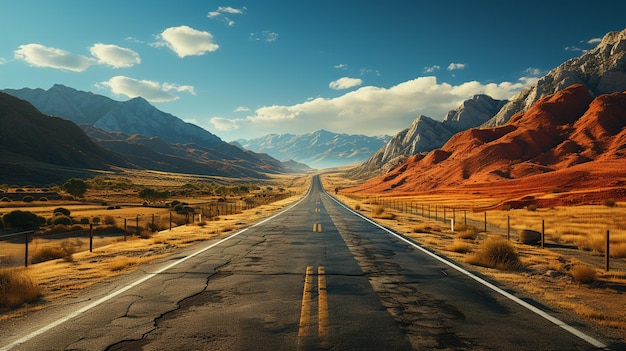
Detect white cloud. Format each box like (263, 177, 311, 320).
(334, 63, 347, 69)
(250, 31, 278, 42)
(234, 106, 250, 112)
(424, 65, 440, 73)
(447, 63, 466, 71)
(329, 77, 363, 90)
(157, 25, 219, 57)
(211, 116, 241, 131)
(90, 43, 140, 68)
(14, 43, 93, 72)
(217, 75, 536, 138)
(97, 75, 195, 102)
(565, 46, 582, 52)
(0, 57, 6, 64)
(587, 37, 602, 45)
(208, 6, 246, 26)
(523, 67, 543, 77)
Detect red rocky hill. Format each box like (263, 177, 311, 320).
(347, 84, 626, 208)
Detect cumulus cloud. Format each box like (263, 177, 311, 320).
(447, 63, 466, 71)
(234, 106, 250, 112)
(334, 63, 347, 69)
(210, 116, 241, 131)
(14, 43, 93, 72)
(97, 75, 195, 102)
(212, 75, 536, 138)
(90, 43, 140, 68)
(424, 65, 440, 73)
(157, 25, 219, 57)
(329, 77, 363, 90)
(208, 6, 246, 26)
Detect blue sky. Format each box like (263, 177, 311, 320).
(1, 1, 625, 141)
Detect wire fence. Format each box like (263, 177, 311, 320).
(343, 195, 624, 272)
(0, 192, 292, 268)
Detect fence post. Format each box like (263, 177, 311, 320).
(24, 231, 29, 267)
(605, 230, 610, 272)
(89, 223, 93, 252)
(435, 206, 438, 220)
(169, 212, 172, 231)
(136, 215, 139, 236)
(464, 210, 467, 226)
(124, 218, 127, 241)
(484, 212, 487, 232)
(541, 220, 545, 249)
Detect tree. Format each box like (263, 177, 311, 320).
(62, 178, 87, 198)
(139, 188, 169, 203)
(3, 210, 43, 229)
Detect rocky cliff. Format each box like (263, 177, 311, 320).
(484, 28, 626, 127)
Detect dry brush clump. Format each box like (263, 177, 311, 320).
(569, 264, 597, 284)
(465, 236, 523, 271)
(446, 239, 474, 254)
(0, 268, 42, 307)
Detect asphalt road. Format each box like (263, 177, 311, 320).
(0, 175, 611, 350)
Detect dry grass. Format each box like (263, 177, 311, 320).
(106, 256, 144, 272)
(465, 236, 523, 271)
(570, 264, 598, 284)
(446, 239, 474, 254)
(0, 268, 42, 307)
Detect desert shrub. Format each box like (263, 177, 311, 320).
(22, 195, 34, 203)
(103, 215, 116, 225)
(39, 197, 48, 202)
(79, 217, 90, 225)
(53, 207, 71, 216)
(372, 206, 385, 216)
(570, 264, 597, 284)
(603, 199, 616, 207)
(50, 215, 72, 226)
(354, 204, 361, 211)
(518, 229, 542, 245)
(456, 226, 478, 240)
(32, 238, 83, 264)
(1, 197, 10, 202)
(43, 224, 70, 234)
(2, 210, 42, 229)
(0, 268, 42, 307)
(412, 225, 432, 233)
(197, 220, 207, 227)
(92, 217, 100, 224)
(527, 204, 538, 212)
(465, 236, 522, 270)
(446, 240, 473, 253)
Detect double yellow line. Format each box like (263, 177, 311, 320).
(298, 266, 328, 343)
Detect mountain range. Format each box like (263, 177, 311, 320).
(350, 28, 626, 180)
(1, 85, 305, 183)
(347, 84, 626, 207)
(237, 130, 391, 169)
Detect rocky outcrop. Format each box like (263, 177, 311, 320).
(484, 28, 626, 127)
(349, 95, 507, 179)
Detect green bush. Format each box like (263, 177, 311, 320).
(53, 207, 71, 216)
(50, 215, 72, 226)
(2, 210, 43, 229)
(22, 195, 34, 203)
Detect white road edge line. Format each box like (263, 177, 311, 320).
(325, 193, 607, 349)
(1, 193, 309, 351)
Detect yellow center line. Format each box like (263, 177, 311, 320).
(318, 266, 328, 342)
(312, 223, 322, 232)
(298, 266, 314, 337)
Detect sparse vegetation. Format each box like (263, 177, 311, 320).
(465, 236, 523, 270)
(570, 264, 597, 284)
(0, 268, 42, 307)
(446, 239, 473, 253)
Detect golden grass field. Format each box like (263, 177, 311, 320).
(1, 171, 625, 342)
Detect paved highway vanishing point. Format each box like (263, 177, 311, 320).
(0, 175, 610, 350)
